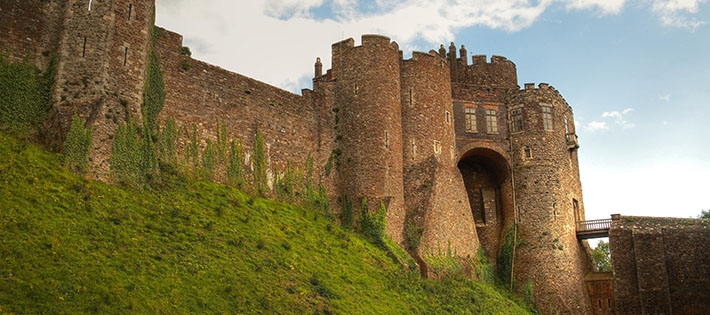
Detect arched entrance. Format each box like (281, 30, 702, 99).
(457, 147, 512, 261)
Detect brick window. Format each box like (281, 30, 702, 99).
(445, 111, 451, 124)
(128, 4, 133, 20)
(511, 108, 523, 132)
(464, 107, 476, 132)
(573, 199, 580, 223)
(433, 140, 441, 154)
(553, 203, 557, 221)
(564, 116, 569, 134)
(486, 109, 498, 134)
(88, 0, 93, 11)
(542, 105, 554, 131)
(523, 147, 532, 159)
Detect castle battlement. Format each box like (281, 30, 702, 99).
(0, 2, 596, 313)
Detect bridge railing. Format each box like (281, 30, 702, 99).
(576, 219, 612, 232)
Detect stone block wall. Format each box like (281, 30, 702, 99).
(154, 29, 321, 186)
(507, 84, 591, 314)
(401, 51, 479, 257)
(609, 216, 710, 314)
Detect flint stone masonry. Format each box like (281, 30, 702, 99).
(609, 216, 710, 314)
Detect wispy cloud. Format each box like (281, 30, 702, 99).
(584, 121, 608, 132)
(652, 0, 708, 29)
(659, 94, 671, 102)
(156, 0, 708, 91)
(602, 108, 636, 129)
(565, 0, 626, 15)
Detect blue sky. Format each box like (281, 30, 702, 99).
(156, 0, 709, 224)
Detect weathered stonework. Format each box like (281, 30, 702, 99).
(609, 215, 710, 314)
(12, 2, 709, 315)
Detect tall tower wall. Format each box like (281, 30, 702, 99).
(401, 51, 480, 257)
(508, 83, 590, 314)
(46, 0, 153, 178)
(333, 35, 405, 243)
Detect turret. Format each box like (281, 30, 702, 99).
(331, 35, 405, 243)
(401, 51, 480, 258)
(314, 57, 322, 77)
(506, 83, 590, 314)
(47, 0, 154, 178)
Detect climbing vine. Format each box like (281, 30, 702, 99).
(227, 139, 245, 187)
(252, 130, 267, 195)
(64, 113, 93, 175)
(143, 51, 165, 134)
(0, 54, 56, 132)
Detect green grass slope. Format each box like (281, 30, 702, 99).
(0, 133, 532, 314)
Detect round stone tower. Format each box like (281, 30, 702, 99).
(332, 35, 405, 243)
(400, 51, 480, 257)
(507, 83, 590, 314)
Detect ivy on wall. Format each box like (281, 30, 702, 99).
(64, 113, 93, 175)
(109, 119, 158, 186)
(227, 139, 245, 187)
(143, 51, 165, 134)
(0, 54, 55, 133)
(252, 131, 267, 195)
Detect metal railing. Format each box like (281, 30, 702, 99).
(576, 219, 612, 232)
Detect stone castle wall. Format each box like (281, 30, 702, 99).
(400, 50, 480, 257)
(609, 216, 710, 314)
(154, 29, 322, 186)
(508, 84, 591, 314)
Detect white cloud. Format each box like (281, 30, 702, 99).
(584, 121, 608, 132)
(659, 94, 671, 102)
(652, 0, 709, 28)
(155, 0, 707, 92)
(601, 108, 635, 129)
(566, 0, 626, 15)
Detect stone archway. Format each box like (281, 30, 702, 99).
(457, 147, 513, 262)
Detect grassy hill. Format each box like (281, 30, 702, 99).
(0, 133, 533, 314)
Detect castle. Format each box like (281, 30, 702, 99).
(0, 1, 658, 314)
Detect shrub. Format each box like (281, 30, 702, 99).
(181, 61, 191, 71)
(591, 241, 611, 272)
(227, 139, 245, 187)
(64, 113, 93, 175)
(252, 131, 267, 195)
(201, 140, 217, 179)
(143, 51, 165, 134)
(339, 195, 353, 229)
(360, 198, 387, 248)
(404, 215, 424, 251)
(180, 46, 192, 57)
(157, 117, 178, 164)
(185, 123, 200, 167)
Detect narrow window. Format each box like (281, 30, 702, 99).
(433, 140, 441, 154)
(88, 0, 93, 11)
(599, 299, 602, 309)
(607, 299, 611, 308)
(445, 111, 451, 124)
(128, 4, 133, 20)
(573, 199, 580, 223)
(123, 47, 128, 66)
(410, 139, 416, 160)
(542, 106, 554, 131)
(553, 203, 557, 221)
(486, 109, 498, 134)
(408, 88, 413, 107)
(564, 116, 569, 134)
(384, 130, 389, 149)
(82, 37, 87, 57)
(464, 107, 476, 132)
(511, 108, 523, 132)
(354, 85, 358, 96)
